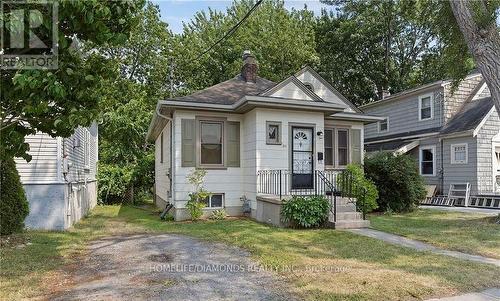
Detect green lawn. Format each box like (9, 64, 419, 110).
(1, 205, 500, 301)
(369, 209, 500, 260)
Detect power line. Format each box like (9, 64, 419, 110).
(198, 0, 263, 58)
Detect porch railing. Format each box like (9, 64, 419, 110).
(256, 169, 363, 222)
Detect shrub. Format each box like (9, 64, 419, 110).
(281, 195, 330, 228)
(365, 152, 426, 212)
(186, 169, 211, 221)
(0, 156, 29, 235)
(97, 164, 134, 204)
(337, 164, 378, 214)
(209, 209, 227, 220)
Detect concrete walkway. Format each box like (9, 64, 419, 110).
(347, 228, 500, 267)
(420, 205, 500, 216)
(426, 288, 500, 301)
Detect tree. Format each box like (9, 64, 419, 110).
(173, 0, 318, 95)
(317, 0, 447, 105)
(1, 0, 145, 161)
(448, 0, 500, 114)
(97, 3, 173, 203)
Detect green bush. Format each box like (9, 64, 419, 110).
(0, 156, 29, 235)
(337, 164, 378, 214)
(186, 169, 211, 221)
(281, 195, 331, 228)
(209, 209, 227, 220)
(365, 152, 426, 212)
(97, 163, 134, 204)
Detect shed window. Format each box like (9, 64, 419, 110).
(419, 94, 433, 120)
(420, 146, 435, 176)
(200, 121, 223, 165)
(451, 143, 468, 164)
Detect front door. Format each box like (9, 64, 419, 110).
(291, 127, 314, 189)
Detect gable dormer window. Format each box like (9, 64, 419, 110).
(303, 83, 314, 92)
(419, 94, 433, 121)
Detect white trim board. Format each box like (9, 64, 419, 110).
(473, 106, 496, 137)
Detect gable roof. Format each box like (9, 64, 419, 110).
(260, 75, 324, 102)
(361, 72, 483, 110)
(295, 66, 361, 113)
(440, 96, 495, 135)
(169, 75, 275, 105)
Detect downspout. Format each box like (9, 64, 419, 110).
(154, 106, 173, 201)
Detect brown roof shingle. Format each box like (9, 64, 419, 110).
(171, 75, 276, 105)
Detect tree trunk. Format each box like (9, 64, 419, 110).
(449, 0, 500, 115)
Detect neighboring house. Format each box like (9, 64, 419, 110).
(146, 51, 382, 227)
(362, 74, 500, 206)
(14, 124, 98, 230)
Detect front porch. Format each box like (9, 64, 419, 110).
(256, 169, 370, 228)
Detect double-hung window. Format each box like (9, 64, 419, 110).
(451, 143, 468, 164)
(419, 94, 433, 121)
(200, 121, 223, 166)
(420, 146, 435, 176)
(324, 128, 350, 168)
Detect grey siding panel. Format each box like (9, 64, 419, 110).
(442, 136, 478, 194)
(181, 119, 196, 167)
(350, 129, 361, 164)
(63, 124, 98, 183)
(24, 183, 66, 230)
(476, 110, 500, 193)
(364, 88, 443, 140)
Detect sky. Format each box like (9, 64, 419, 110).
(152, 0, 331, 33)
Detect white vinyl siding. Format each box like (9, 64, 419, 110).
(15, 133, 60, 183)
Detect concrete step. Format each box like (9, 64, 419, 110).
(333, 212, 363, 220)
(334, 204, 357, 212)
(329, 219, 370, 229)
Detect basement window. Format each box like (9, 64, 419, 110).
(202, 193, 224, 208)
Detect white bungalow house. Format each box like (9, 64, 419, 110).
(14, 124, 98, 230)
(146, 51, 382, 228)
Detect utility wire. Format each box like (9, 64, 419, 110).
(198, 0, 264, 58)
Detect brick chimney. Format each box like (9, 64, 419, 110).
(241, 50, 258, 83)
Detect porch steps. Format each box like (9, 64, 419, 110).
(328, 197, 370, 229)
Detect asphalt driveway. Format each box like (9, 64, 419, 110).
(51, 234, 296, 301)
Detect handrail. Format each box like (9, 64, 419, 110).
(316, 170, 337, 222)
